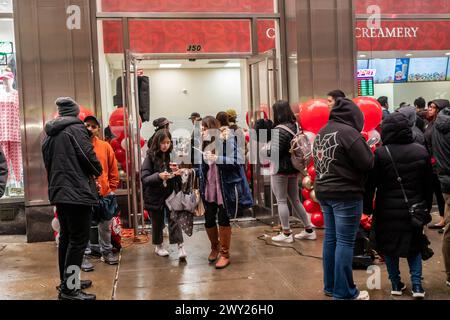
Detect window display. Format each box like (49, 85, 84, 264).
(0, 18, 23, 199)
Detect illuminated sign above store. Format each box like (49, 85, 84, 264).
(355, 27, 419, 39)
(357, 20, 450, 51)
(357, 69, 376, 77)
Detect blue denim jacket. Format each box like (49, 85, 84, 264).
(196, 130, 253, 218)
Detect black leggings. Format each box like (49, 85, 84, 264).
(150, 207, 183, 245)
(204, 201, 230, 228)
(432, 173, 445, 217)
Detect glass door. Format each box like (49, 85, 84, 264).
(247, 49, 278, 215)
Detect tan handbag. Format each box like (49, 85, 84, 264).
(193, 173, 205, 217)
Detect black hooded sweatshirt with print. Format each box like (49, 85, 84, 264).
(313, 98, 374, 201)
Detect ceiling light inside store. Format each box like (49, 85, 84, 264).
(446, 53, 450, 56)
(159, 63, 182, 68)
(405, 53, 413, 57)
(359, 54, 367, 58)
(225, 63, 241, 68)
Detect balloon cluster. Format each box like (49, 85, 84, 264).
(301, 162, 324, 228)
(298, 97, 383, 135)
(296, 96, 383, 228)
(108, 107, 145, 172)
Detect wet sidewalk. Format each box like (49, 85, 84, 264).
(0, 216, 449, 300)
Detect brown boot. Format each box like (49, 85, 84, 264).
(216, 226, 232, 269)
(205, 226, 220, 263)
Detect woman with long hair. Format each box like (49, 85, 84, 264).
(269, 100, 316, 243)
(198, 116, 253, 269)
(141, 129, 186, 259)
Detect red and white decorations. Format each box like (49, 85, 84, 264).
(108, 107, 145, 172)
(300, 162, 324, 228)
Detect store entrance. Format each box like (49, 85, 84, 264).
(120, 50, 279, 234)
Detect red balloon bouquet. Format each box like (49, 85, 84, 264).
(109, 107, 143, 138)
(353, 97, 383, 132)
(299, 99, 330, 134)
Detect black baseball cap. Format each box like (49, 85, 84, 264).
(188, 112, 201, 120)
(84, 115, 100, 126)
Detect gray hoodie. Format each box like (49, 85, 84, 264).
(397, 105, 426, 146)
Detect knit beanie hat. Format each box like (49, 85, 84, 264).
(55, 97, 80, 117)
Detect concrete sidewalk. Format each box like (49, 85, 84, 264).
(0, 216, 448, 300)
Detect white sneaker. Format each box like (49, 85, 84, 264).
(294, 230, 317, 240)
(163, 227, 169, 237)
(178, 244, 187, 260)
(271, 233, 294, 243)
(155, 245, 169, 257)
(354, 290, 370, 300)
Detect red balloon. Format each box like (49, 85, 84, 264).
(353, 97, 383, 132)
(140, 137, 145, 148)
(115, 148, 126, 163)
(110, 138, 122, 151)
(361, 131, 369, 141)
(144, 210, 150, 221)
(78, 105, 94, 122)
(311, 212, 324, 228)
(303, 199, 321, 213)
(307, 166, 316, 181)
(301, 188, 311, 200)
(109, 108, 125, 138)
(299, 99, 330, 134)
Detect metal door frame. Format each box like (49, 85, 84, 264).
(247, 49, 278, 216)
(96, 7, 289, 231)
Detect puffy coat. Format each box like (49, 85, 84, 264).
(42, 117, 103, 206)
(364, 113, 433, 257)
(269, 121, 299, 175)
(397, 106, 426, 146)
(197, 127, 253, 218)
(141, 151, 180, 212)
(432, 106, 450, 194)
(0, 145, 7, 197)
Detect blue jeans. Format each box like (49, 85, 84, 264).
(384, 254, 422, 286)
(321, 199, 363, 300)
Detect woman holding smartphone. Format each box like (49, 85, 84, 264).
(198, 116, 253, 269)
(141, 129, 186, 259)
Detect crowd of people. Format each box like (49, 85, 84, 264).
(37, 92, 450, 301)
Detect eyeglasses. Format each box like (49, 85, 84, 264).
(85, 123, 99, 129)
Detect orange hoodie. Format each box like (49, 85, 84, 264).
(92, 137, 119, 197)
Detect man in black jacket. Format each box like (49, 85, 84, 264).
(42, 97, 103, 300)
(432, 105, 450, 287)
(313, 98, 374, 300)
(0, 145, 7, 197)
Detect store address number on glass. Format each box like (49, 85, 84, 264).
(187, 44, 202, 52)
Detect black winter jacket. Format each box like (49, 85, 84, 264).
(42, 117, 103, 206)
(270, 121, 299, 175)
(0, 145, 8, 197)
(141, 152, 180, 212)
(364, 113, 433, 257)
(313, 98, 374, 201)
(432, 106, 450, 194)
